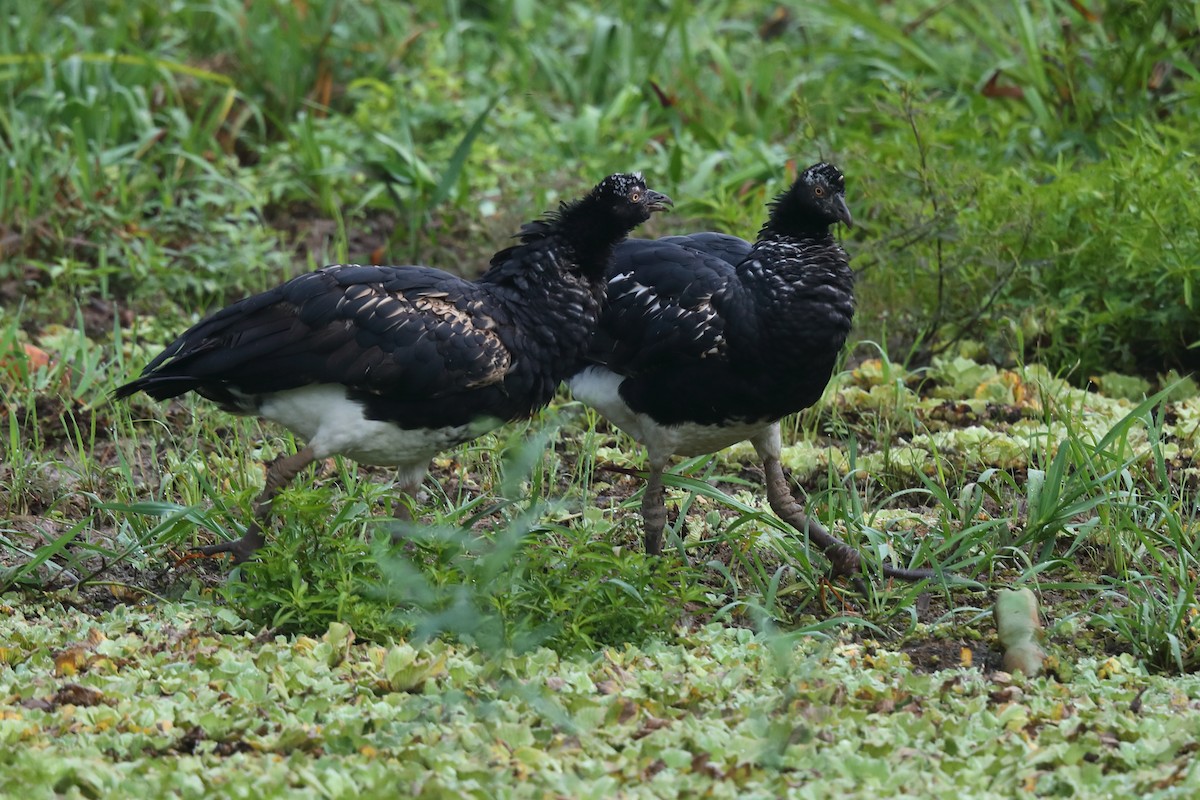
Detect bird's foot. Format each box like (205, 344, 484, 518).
(194, 526, 267, 565)
(761, 456, 934, 584)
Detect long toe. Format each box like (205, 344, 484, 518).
(195, 529, 267, 565)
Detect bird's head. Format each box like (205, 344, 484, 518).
(588, 172, 674, 227)
(767, 162, 852, 235)
(495, 172, 672, 284)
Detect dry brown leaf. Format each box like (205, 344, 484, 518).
(53, 646, 89, 677)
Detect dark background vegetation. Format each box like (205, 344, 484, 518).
(3, 0, 1197, 379)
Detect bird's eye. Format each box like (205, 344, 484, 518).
(814, 186, 826, 197)
(630, 191, 642, 203)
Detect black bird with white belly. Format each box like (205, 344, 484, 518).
(573, 163, 862, 554)
(117, 173, 671, 563)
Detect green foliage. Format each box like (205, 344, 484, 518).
(214, 511, 392, 640)
(178, 426, 708, 654)
(369, 424, 710, 652)
(4, 0, 1197, 374)
(6, 603, 1200, 797)
(1005, 152, 1200, 379)
(845, 114, 1200, 378)
(373, 519, 706, 654)
(790, 0, 1200, 377)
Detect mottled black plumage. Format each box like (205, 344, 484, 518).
(571, 162, 856, 556)
(117, 173, 670, 563)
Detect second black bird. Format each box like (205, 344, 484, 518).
(572, 162, 854, 556)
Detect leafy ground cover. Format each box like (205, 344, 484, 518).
(3, 601, 1199, 799)
(3, 0, 1200, 795)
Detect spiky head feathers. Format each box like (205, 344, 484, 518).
(765, 162, 853, 237)
(489, 172, 672, 281)
(585, 172, 673, 226)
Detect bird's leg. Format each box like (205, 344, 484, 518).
(751, 428, 933, 583)
(760, 449, 872, 596)
(389, 476, 425, 542)
(751, 427, 861, 577)
(392, 500, 414, 523)
(641, 456, 670, 555)
(390, 478, 423, 522)
(761, 451, 864, 578)
(196, 446, 317, 564)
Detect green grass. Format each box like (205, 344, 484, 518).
(3, 0, 1200, 792)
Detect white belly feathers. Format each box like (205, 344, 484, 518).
(257, 385, 485, 467)
(570, 366, 770, 458)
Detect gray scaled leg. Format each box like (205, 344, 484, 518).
(752, 426, 933, 582)
(389, 466, 429, 542)
(641, 451, 671, 555)
(751, 424, 794, 517)
(751, 425, 863, 577)
(197, 445, 317, 564)
(390, 480, 425, 523)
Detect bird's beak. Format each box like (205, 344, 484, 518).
(645, 190, 674, 213)
(834, 194, 853, 228)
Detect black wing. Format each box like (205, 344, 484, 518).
(116, 264, 512, 407)
(654, 232, 752, 267)
(592, 237, 751, 375)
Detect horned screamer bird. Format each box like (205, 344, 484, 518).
(571, 163, 930, 580)
(117, 174, 671, 564)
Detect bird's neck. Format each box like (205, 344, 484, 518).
(759, 191, 834, 239)
(754, 218, 837, 244)
(552, 197, 631, 279)
(491, 195, 631, 283)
